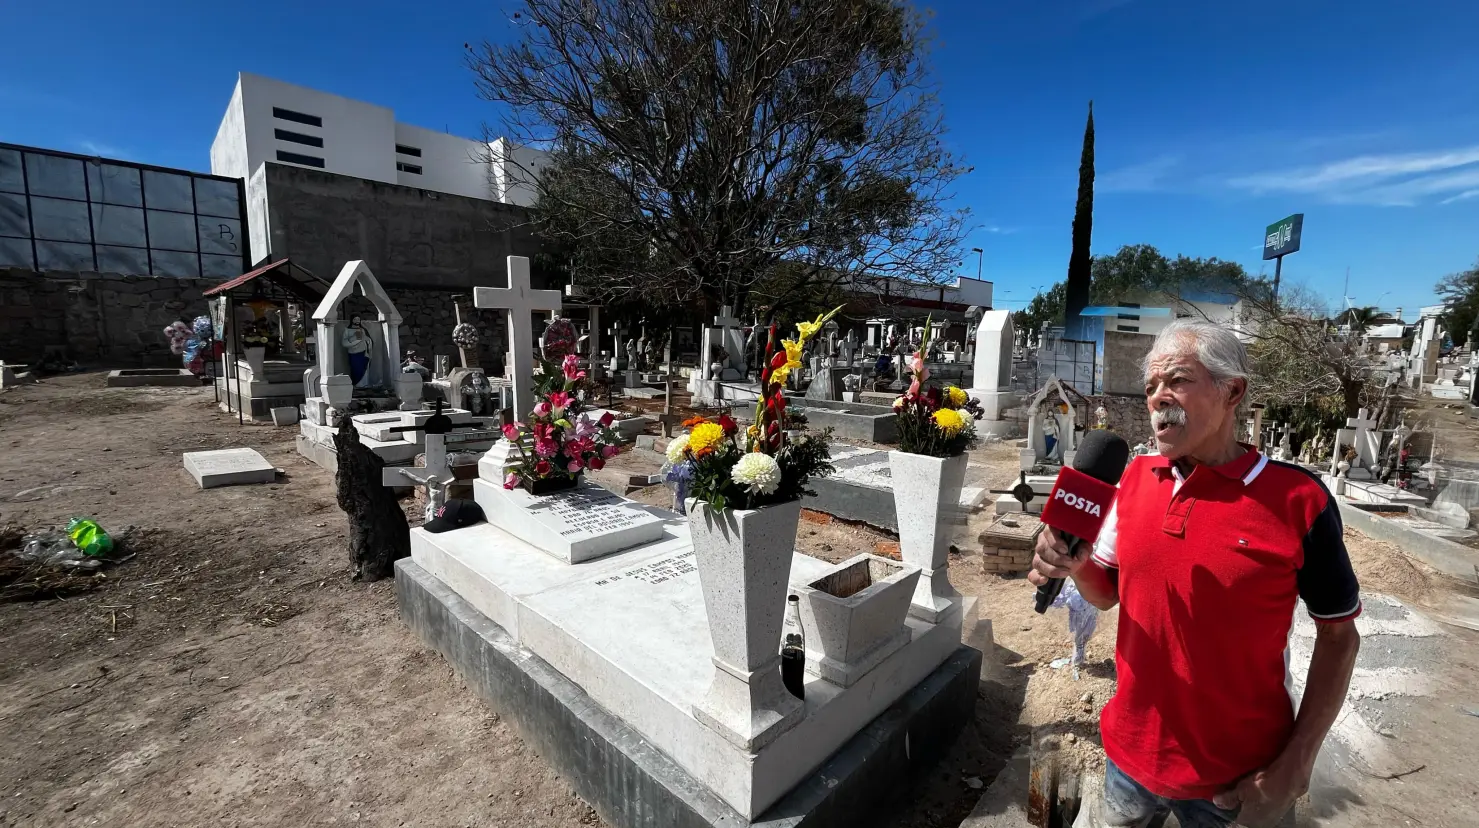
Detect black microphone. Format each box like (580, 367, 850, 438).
(1033, 429, 1131, 614)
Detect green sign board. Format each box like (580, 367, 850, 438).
(1262, 213, 1303, 260)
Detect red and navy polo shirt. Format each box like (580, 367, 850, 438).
(1089, 447, 1361, 800)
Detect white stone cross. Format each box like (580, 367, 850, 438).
(474, 256, 563, 421)
(382, 430, 452, 489)
(1346, 407, 1380, 468)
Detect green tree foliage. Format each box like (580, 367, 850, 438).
(1436, 258, 1479, 347)
(469, 0, 970, 318)
(1011, 244, 1260, 332)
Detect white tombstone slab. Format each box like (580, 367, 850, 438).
(473, 256, 563, 423)
(183, 448, 277, 489)
(966, 310, 1017, 420)
(473, 478, 667, 564)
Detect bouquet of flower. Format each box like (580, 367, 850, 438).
(501, 354, 622, 492)
(893, 316, 984, 457)
(664, 308, 842, 511)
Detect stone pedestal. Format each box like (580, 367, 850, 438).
(888, 451, 966, 623)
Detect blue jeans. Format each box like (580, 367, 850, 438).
(1102, 759, 1241, 828)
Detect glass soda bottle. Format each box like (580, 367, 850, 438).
(781, 594, 805, 700)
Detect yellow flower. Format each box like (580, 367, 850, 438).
(795, 320, 820, 342)
(783, 339, 803, 365)
(771, 363, 793, 387)
(689, 422, 726, 454)
(946, 386, 968, 408)
(933, 408, 967, 436)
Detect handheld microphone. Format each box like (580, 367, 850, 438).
(1033, 429, 1130, 614)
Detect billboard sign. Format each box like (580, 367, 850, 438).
(1262, 213, 1303, 260)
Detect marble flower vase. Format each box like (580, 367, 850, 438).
(686, 497, 805, 752)
(888, 450, 966, 622)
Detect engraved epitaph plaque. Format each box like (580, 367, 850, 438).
(473, 478, 667, 563)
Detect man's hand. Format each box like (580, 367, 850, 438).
(1026, 527, 1086, 587)
(1211, 756, 1309, 827)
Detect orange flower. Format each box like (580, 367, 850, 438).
(694, 446, 715, 458)
(682, 416, 710, 428)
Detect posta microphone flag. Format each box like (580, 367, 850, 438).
(1033, 429, 1130, 614)
(1039, 467, 1119, 543)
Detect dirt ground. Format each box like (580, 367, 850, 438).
(3, 375, 1478, 828)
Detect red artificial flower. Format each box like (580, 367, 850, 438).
(599, 411, 615, 427)
(719, 414, 737, 434)
(770, 351, 788, 369)
(589, 457, 605, 471)
(534, 460, 552, 476)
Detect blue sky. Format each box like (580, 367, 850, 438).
(4, 0, 1477, 317)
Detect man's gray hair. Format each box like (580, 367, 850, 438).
(1142, 319, 1250, 389)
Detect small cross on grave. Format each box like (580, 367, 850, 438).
(474, 256, 563, 423)
(1346, 407, 1380, 469)
(380, 401, 488, 520)
(708, 305, 741, 379)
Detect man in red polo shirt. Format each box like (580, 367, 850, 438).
(1030, 320, 1361, 828)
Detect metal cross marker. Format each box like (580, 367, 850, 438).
(474, 256, 563, 423)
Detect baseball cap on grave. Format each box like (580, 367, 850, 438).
(424, 499, 486, 534)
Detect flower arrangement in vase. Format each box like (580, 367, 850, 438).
(664, 308, 842, 512)
(888, 315, 983, 621)
(892, 316, 984, 457)
(501, 354, 621, 494)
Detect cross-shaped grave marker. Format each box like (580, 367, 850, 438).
(380, 400, 501, 517)
(1346, 407, 1380, 469)
(703, 305, 741, 382)
(474, 256, 563, 423)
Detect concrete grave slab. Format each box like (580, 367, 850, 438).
(270, 406, 299, 426)
(107, 368, 199, 388)
(396, 559, 981, 828)
(183, 447, 277, 489)
(407, 515, 970, 818)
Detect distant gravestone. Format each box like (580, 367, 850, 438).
(183, 448, 277, 489)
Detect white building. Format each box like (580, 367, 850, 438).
(210, 72, 547, 206)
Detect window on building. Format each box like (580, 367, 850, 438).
(277, 150, 326, 169)
(272, 107, 322, 128)
(395, 144, 422, 158)
(1117, 313, 1141, 321)
(397, 162, 423, 175)
(1118, 324, 1140, 333)
(275, 129, 324, 148)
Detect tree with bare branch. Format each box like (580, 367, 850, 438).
(467, 0, 971, 318)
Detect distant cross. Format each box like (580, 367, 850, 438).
(712, 305, 740, 374)
(1346, 407, 1377, 433)
(474, 256, 563, 423)
(451, 295, 479, 369)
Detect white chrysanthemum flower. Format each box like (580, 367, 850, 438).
(732, 452, 782, 495)
(665, 434, 691, 464)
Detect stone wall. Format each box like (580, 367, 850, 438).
(0, 267, 519, 373)
(0, 268, 217, 366)
(1103, 330, 1153, 396)
(258, 162, 553, 292)
(1088, 393, 1154, 447)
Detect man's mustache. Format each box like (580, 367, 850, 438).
(1152, 406, 1187, 429)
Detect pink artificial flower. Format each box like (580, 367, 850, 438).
(534, 460, 551, 476)
(535, 438, 558, 458)
(601, 444, 619, 459)
(907, 377, 921, 397)
(503, 472, 519, 490)
(567, 458, 584, 474)
(598, 411, 615, 427)
(561, 354, 586, 382)
(501, 422, 521, 442)
(548, 391, 571, 416)
(534, 401, 552, 417)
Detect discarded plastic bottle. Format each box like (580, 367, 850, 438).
(66, 518, 113, 558)
(781, 595, 806, 701)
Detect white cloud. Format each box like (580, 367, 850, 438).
(1226, 145, 1479, 206)
(1440, 188, 1479, 205)
(983, 225, 1019, 235)
(1098, 154, 1182, 193)
(75, 140, 128, 159)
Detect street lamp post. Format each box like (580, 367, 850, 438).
(972, 247, 984, 281)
